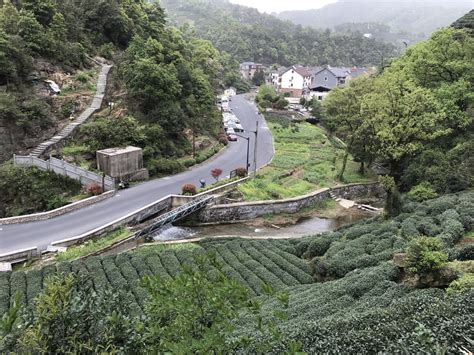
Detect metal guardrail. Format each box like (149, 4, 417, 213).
(136, 195, 215, 239)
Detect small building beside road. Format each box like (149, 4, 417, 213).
(97, 146, 148, 181)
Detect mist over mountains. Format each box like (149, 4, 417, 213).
(277, 0, 472, 38)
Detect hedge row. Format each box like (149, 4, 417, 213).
(1, 239, 312, 316)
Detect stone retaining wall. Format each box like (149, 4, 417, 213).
(198, 182, 383, 223)
(0, 191, 115, 225)
(0, 247, 39, 263)
(50, 178, 249, 249)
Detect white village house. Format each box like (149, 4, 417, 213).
(278, 66, 313, 98)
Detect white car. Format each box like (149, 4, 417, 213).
(225, 122, 243, 133)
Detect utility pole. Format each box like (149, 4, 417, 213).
(253, 119, 259, 177)
(246, 137, 250, 172)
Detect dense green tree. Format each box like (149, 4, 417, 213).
(21, 0, 56, 26)
(17, 9, 45, 54)
(323, 76, 375, 179)
(252, 69, 265, 86)
(362, 73, 449, 178)
(0, 0, 19, 35)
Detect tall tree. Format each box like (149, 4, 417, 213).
(323, 76, 375, 180)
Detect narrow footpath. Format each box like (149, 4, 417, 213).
(29, 62, 113, 157)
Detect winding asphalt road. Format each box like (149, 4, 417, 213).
(0, 95, 274, 255)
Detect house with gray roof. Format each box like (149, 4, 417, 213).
(239, 62, 266, 80)
(307, 66, 368, 101)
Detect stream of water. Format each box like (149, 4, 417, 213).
(151, 210, 371, 242)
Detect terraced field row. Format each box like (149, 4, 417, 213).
(0, 240, 314, 315)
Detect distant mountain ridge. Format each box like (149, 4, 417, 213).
(160, 0, 397, 67)
(277, 0, 472, 38)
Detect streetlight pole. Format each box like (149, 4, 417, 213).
(253, 119, 259, 177)
(235, 115, 259, 177)
(233, 133, 250, 172)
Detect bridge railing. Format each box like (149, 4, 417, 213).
(136, 195, 215, 239)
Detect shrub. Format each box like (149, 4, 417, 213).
(407, 182, 438, 202)
(304, 237, 331, 258)
(235, 167, 248, 178)
(441, 218, 464, 243)
(183, 159, 196, 168)
(437, 232, 456, 247)
(218, 135, 228, 146)
(459, 244, 474, 260)
(400, 218, 419, 239)
(427, 195, 458, 216)
(295, 240, 310, 258)
(446, 274, 474, 297)
(75, 72, 90, 84)
(182, 184, 197, 196)
(211, 168, 223, 181)
(405, 237, 448, 275)
(46, 195, 68, 210)
(85, 183, 103, 196)
(437, 209, 460, 223)
(98, 43, 115, 59)
(416, 218, 440, 237)
(148, 159, 185, 176)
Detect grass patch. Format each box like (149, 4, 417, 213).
(239, 116, 375, 201)
(56, 227, 131, 262)
(62, 144, 91, 156)
(198, 176, 242, 193)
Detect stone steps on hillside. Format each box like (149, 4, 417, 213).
(26, 62, 112, 159)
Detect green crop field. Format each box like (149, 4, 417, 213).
(239, 115, 375, 201)
(0, 239, 313, 316)
(1, 192, 473, 352)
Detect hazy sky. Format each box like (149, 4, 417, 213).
(229, 0, 338, 13)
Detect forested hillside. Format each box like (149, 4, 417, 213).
(0, 0, 234, 215)
(160, 0, 397, 66)
(323, 20, 474, 207)
(278, 0, 472, 39)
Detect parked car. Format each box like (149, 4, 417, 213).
(234, 123, 244, 132)
(225, 122, 244, 133)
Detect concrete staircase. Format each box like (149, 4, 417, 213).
(29, 63, 113, 158)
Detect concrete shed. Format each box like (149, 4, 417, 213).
(97, 146, 147, 180)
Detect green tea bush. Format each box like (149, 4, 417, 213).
(441, 218, 464, 243)
(295, 240, 310, 258)
(446, 274, 474, 296)
(407, 182, 438, 202)
(405, 236, 448, 275)
(344, 224, 374, 240)
(427, 195, 458, 216)
(416, 217, 441, 236)
(401, 218, 420, 238)
(402, 201, 423, 213)
(438, 209, 461, 223)
(303, 236, 331, 258)
(454, 245, 474, 261)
